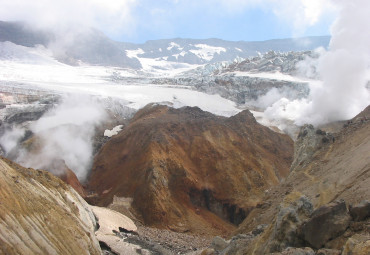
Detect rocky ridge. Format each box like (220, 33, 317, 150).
(87, 104, 294, 236)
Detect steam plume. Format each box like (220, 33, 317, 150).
(265, 0, 370, 126)
(1, 95, 107, 181)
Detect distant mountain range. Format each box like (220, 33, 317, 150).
(0, 20, 330, 69)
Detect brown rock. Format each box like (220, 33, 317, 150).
(341, 234, 370, 255)
(270, 247, 315, 255)
(299, 200, 351, 249)
(88, 105, 293, 235)
(0, 157, 101, 255)
(349, 200, 370, 221)
(56, 159, 87, 197)
(316, 248, 341, 255)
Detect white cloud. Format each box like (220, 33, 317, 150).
(269, 0, 336, 35)
(0, 0, 137, 37)
(192, 0, 337, 36)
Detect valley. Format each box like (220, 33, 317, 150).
(0, 18, 369, 255)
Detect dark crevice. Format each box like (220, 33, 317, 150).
(189, 188, 247, 225)
(99, 241, 119, 255)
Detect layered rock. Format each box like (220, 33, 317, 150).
(0, 157, 101, 254)
(88, 104, 293, 235)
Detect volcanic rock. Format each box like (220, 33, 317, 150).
(341, 234, 370, 255)
(316, 248, 341, 255)
(211, 236, 229, 252)
(299, 200, 351, 249)
(349, 200, 370, 222)
(88, 104, 293, 235)
(270, 247, 315, 255)
(225, 105, 370, 254)
(0, 157, 101, 255)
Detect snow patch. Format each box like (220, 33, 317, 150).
(125, 48, 144, 58)
(229, 71, 312, 83)
(189, 44, 226, 61)
(104, 125, 123, 137)
(167, 42, 181, 51)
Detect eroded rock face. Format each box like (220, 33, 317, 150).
(0, 157, 101, 255)
(88, 104, 293, 235)
(224, 105, 370, 254)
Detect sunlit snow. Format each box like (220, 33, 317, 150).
(0, 43, 239, 117)
(189, 44, 226, 61)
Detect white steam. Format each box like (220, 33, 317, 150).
(1, 95, 107, 181)
(0, 126, 25, 153)
(264, 0, 370, 126)
(0, 0, 137, 39)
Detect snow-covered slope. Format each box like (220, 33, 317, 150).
(0, 41, 239, 118)
(1, 21, 330, 69)
(122, 37, 330, 66)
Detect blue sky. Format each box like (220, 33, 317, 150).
(0, 0, 338, 43)
(117, 0, 336, 43)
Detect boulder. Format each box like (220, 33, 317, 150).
(349, 200, 370, 221)
(299, 200, 351, 249)
(219, 234, 254, 255)
(270, 247, 315, 255)
(316, 248, 341, 255)
(211, 236, 229, 252)
(266, 195, 313, 253)
(341, 234, 370, 255)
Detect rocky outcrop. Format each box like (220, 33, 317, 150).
(88, 104, 293, 235)
(299, 200, 351, 249)
(206, 105, 370, 254)
(290, 124, 334, 171)
(0, 157, 101, 255)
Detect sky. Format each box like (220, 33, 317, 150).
(0, 0, 338, 43)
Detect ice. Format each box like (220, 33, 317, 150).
(0, 43, 239, 117)
(229, 71, 313, 83)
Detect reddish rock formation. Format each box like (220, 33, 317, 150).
(55, 160, 87, 198)
(88, 104, 293, 235)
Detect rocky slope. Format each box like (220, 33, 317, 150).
(0, 157, 101, 254)
(199, 105, 370, 254)
(0, 21, 141, 68)
(87, 104, 293, 236)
